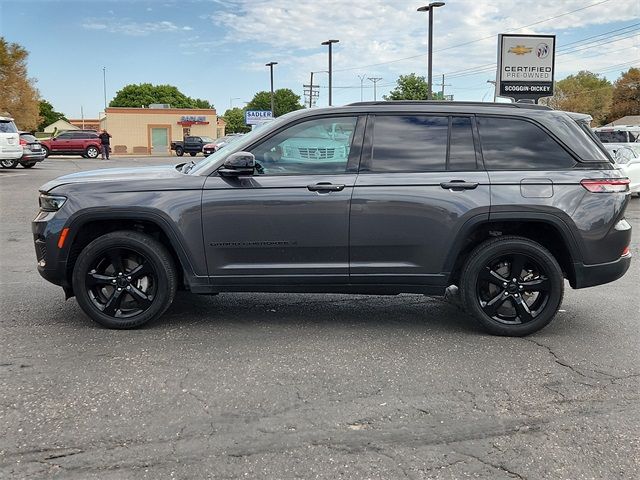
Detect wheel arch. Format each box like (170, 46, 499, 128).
(445, 214, 582, 288)
(63, 209, 200, 295)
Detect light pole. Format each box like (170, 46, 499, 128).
(417, 2, 445, 100)
(265, 62, 278, 115)
(486, 80, 497, 102)
(229, 97, 241, 109)
(358, 74, 367, 102)
(102, 66, 107, 128)
(368, 77, 382, 101)
(321, 39, 339, 106)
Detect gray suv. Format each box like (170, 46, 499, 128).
(32, 102, 632, 335)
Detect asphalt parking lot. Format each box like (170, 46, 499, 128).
(1, 156, 639, 479)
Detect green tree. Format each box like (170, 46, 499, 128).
(384, 73, 445, 101)
(245, 89, 304, 117)
(542, 71, 613, 125)
(0, 37, 40, 130)
(608, 67, 640, 122)
(222, 107, 251, 133)
(37, 100, 66, 131)
(110, 83, 213, 109)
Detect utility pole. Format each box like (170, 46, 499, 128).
(368, 77, 382, 101)
(102, 66, 107, 128)
(435, 74, 451, 99)
(303, 72, 319, 108)
(357, 74, 367, 102)
(321, 39, 339, 106)
(81, 106, 84, 129)
(265, 62, 278, 115)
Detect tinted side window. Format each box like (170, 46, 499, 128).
(477, 116, 576, 170)
(449, 117, 476, 170)
(57, 132, 73, 139)
(370, 116, 447, 172)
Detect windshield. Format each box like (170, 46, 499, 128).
(595, 130, 629, 143)
(200, 136, 215, 143)
(188, 111, 301, 175)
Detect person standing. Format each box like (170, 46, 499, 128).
(98, 129, 112, 160)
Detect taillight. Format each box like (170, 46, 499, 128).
(580, 178, 629, 193)
(19, 138, 26, 145)
(622, 246, 630, 257)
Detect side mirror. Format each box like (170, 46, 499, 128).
(218, 151, 255, 177)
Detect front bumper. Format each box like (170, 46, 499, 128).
(573, 254, 632, 289)
(32, 210, 68, 289)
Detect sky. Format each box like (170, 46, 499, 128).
(1, 0, 638, 119)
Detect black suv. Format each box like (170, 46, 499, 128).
(32, 102, 632, 335)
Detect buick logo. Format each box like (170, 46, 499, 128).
(536, 43, 550, 59)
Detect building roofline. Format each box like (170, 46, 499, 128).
(105, 107, 217, 115)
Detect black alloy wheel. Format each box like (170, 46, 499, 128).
(1, 158, 19, 169)
(460, 236, 564, 336)
(476, 253, 550, 325)
(72, 231, 177, 328)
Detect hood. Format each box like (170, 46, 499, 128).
(40, 164, 185, 193)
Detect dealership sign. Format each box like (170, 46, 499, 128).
(496, 34, 555, 101)
(245, 110, 273, 125)
(178, 115, 209, 126)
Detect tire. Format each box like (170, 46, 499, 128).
(460, 236, 564, 336)
(189, 152, 197, 157)
(175, 147, 184, 156)
(86, 146, 100, 159)
(21, 162, 36, 168)
(0, 158, 19, 169)
(72, 231, 177, 329)
(42, 146, 50, 158)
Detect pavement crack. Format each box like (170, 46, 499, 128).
(459, 452, 526, 479)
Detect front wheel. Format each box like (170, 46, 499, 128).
(86, 146, 100, 159)
(72, 231, 177, 329)
(460, 236, 564, 336)
(1, 158, 19, 169)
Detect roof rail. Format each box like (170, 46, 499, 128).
(345, 100, 552, 110)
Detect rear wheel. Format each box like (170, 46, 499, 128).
(42, 146, 50, 158)
(72, 231, 177, 329)
(190, 152, 197, 157)
(460, 236, 564, 336)
(21, 162, 36, 168)
(0, 158, 19, 169)
(86, 146, 100, 159)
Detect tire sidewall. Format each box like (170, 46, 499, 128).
(175, 147, 184, 156)
(461, 237, 564, 336)
(72, 232, 176, 329)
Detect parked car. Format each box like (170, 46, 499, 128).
(0, 116, 23, 167)
(171, 136, 215, 156)
(33, 101, 632, 335)
(19, 132, 46, 168)
(203, 134, 244, 155)
(40, 131, 102, 159)
(604, 144, 640, 196)
(593, 125, 640, 144)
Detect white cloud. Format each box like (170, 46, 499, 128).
(208, 0, 639, 93)
(82, 19, 194, 36)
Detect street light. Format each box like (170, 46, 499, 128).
(265, 62, 278, 115)
(417, 2, 445, 100)
(229, 97, 241, 109)
(321, 39, 339, 106)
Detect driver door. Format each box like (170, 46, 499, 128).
(201, 115, 364, 286)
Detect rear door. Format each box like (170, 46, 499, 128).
(349, 114, 490, 287)
(51, 132, 73, 152)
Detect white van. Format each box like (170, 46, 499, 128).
(593, 125, 640, 144)
(0, 116, 23, 166)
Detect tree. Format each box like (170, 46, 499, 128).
(109, 83, 213, 109)
(245, 89, 304, 117)
(0, 37, 40, 130)
(384, 73, 445, 101)
(37, 100, 66, 131)
(608, 68, 640, 122)
(542, 71, 613, 125)
(222, 107, 251, 133)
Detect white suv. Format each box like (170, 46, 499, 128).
(0, 116, 23, 166)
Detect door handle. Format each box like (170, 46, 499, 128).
(440, 180, 479, 191)
(307, 183, 345, 192)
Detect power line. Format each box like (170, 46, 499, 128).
(333, 0, 615, 73)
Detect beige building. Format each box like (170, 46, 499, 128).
(99, 106, 224, 155)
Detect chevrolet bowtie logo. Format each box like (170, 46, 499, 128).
(508, 45, 533, 55)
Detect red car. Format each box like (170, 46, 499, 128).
(40, 130, 102, 159)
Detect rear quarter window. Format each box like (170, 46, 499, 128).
(0, 120, 18, 133)
(477, 116, 576, 170)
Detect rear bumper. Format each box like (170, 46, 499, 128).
(0, 145, 23, 160)
(573, 254, 632, 289)
(21, 151, 46, 162)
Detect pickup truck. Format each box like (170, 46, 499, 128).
(170, 136, 215, 156)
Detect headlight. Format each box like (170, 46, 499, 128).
(39, 194, 67, 211)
